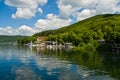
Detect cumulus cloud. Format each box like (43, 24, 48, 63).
(5, 0, 47, 19)
(16, 25, 35, 35)
(57, 0, 120, 20)
(57, 0, 98, 19)
(35, 14, 72, 31)
(96, 0, 120, 14)
(0, 27, 15, 35)
(0, 25, 35, 36)
(76, 9, 96, 21)
(11, 8, 37, 19)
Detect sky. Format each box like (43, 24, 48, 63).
(0, 0, 120, 36)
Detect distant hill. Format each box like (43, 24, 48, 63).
(18, 14, 120, 46)
(0, 35, 28, 42)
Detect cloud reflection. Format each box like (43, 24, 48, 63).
(0, 45, 117, 80)
(15, 67, 39, 80)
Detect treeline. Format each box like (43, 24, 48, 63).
(17, 36, 36, 44)
(0, 35, 28, 42)
(18, 14, 120, 48)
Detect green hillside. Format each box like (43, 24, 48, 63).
(18, 14, 120, 48)
(0, 35, 28, 42)
(33, 14, 120, 37)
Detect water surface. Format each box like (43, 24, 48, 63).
(0, 44, 119, 80)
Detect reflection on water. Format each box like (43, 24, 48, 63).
(0, 44, 119, 80)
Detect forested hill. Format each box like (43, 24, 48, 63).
(0, 35, 28, 42)
(18, 14, 120, 46)
(33, 14, 120, 37)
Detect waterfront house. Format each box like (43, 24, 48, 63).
(37, 37, 45, 43)
(64, 43, 73, 48)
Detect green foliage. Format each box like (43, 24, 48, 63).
(73, 41, 97, 53)
(17, 36, 36, 45)
(18, 14, 120, 48)
(0, 35, 28, 43)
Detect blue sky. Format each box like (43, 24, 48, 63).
(0, 0, 58, 28)
(0, 0, 120, 35)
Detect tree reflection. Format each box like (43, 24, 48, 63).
(33, 47, 120, 80)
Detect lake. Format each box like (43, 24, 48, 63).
(0, 44, 119, 80)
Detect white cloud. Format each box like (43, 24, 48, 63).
(0, 25, 35, 36)
(37, 0, 47, 5)
(35, 14, 72, 31)
(16, 25, 35, 35)
(38, 8, 43, 14)
(6, 26, 13, 34)
(96, 0, 120, 14)
(12, 8, 37, 19)
(5, 0, 47, 19)
(58, 4, 76, 19)
(76, 9, 96, 21)
(57, 0, 120, 20)
(57, 0, 98, 19)
(0, 27, 15, 35)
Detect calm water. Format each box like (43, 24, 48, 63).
(0, 44, 119, 80)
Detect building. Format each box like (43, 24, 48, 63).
(64, 43, 73, 48)
(37, 37, 45, 42)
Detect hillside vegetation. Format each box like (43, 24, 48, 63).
(0, 35, 28, 43)
(18, 14, 120, 48)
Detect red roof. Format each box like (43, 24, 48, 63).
(37, 37, 45, 41)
